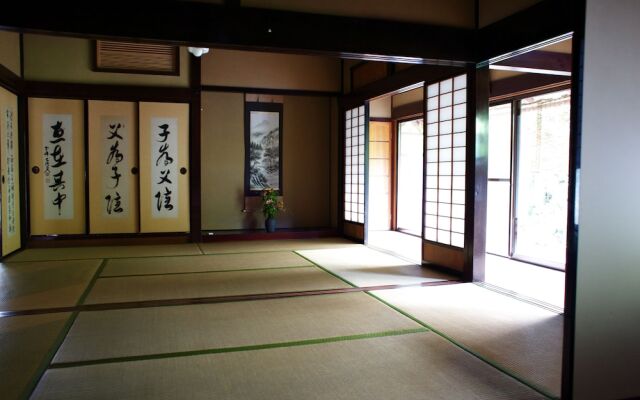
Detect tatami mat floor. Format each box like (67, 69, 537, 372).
(0, 238, 561, 399)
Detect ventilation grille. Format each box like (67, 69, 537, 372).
(95, 41, 179, 75)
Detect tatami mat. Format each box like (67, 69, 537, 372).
(84, 266, 350, 304)
(54, 292, 420, 364)
(0, 313, 71, 400)
(298, 247, 454, 287)
(0, 260, 101, 311)
(372, 283, 563, 397)
(6, 243, 202, 262)
(199, 237, 358, 254)
(34, 332, 547, 400)
(101, 251, 312, 277)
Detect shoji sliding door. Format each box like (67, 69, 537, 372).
(28, 98, 85, 235)
(343, 104, 367, 240)
(88, 101, 139, 233)
(423, 74, 468, 271)
(0, 87, 21, 255)
(139, 102, 190, 233)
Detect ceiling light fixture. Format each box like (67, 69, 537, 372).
(188, 47, 210, 57)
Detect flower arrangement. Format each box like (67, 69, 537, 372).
(261, 188, 285, 219)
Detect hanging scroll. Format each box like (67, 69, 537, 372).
(42, 113, 74, 219)
(0, 86, 21, 255)
(28, 98, 85, 235)
(150, 117, 178, 218)
(139, 102, 189, 233)
(88, 101, 138, 233)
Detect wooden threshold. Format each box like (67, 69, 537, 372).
(0, 279, 459, 318)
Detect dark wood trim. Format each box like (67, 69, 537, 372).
(369, 117, 392, 123)
(189, 56, 202, 242)
(340, 59, 345, 95)
(0, 3, 474, 64)
(390, 121, 397, 231)
(391, 100, 423, 120)
(490, 74, 571, 103)
(343, 64, 465, 107)
(562, 1, 585, 398)
(420, 84, 427, 256)
(467, 66, 488, 282)
(337, 99, 345, 235)
(202, 229, 338, 242)
(26, 232, 190, 248)
(243, 101, 283, 197)
(24, 81, 192, 102)
(363, 102, 370, 243)
(19, 94, 30, 245)
(0, 279, 460, 318)
(83, 100, 89, 234)
(19, 33, 24, 79)
(477, 0, 572, 62)
(0, 64, 23, 94)
(493, 50, 572, 74)
(342, 234, 364, 244)
(201, 85, 340, 98)
(92, 40, 181, 77)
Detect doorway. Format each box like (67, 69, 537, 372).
(366, 86, 424, 263)
(484, 36, 572, 310)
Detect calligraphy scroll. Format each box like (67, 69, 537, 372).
(139, 102, 189, 233)
(0, 86, 21, 255)
(88, 101, 138, 234)
(4, 106, 16, 235)
(42, 114, 74, 219)
(28, 98, 85, 235)
(150, 117, 178, 218)
(102, 116, 130, 217)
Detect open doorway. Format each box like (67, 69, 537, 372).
(366, 85, 424, 263)
(484, 36, 572, 310)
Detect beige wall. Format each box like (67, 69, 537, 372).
(0, 31, 21, 77)
(370, 96, 391, 118)
(201, 49, 340, 92)
(392, 87, 423, 108)
(479, 0, 543, 28)
(201, 92, 334, 230)
(23, 34, 190, 87)
(573, 1, 640, 399)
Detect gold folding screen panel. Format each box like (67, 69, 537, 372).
(88, 101, 139, 233)
(0, 87, 21, 255)
(28, 98, 85, 235)
(138, 102, 190, 233)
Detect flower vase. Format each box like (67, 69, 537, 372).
(265, 217, 276, 233)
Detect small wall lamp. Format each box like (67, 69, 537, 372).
(188, 47, 210, 57)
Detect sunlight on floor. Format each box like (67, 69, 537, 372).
(367, 230, 422, 263)
(485, 253, 565, 310)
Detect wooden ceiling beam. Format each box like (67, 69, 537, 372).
(0, 2, 474, 65)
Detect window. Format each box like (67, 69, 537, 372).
(344, 106, 366, 223)
(424, 75, 467, 248)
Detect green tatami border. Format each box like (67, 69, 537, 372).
(294, 251, 556, 400)
(99, 264, 314, 279)
(49, 327, 428, 369)
(19, 259, 108, 400)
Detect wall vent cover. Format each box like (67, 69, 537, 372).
(95, 41, 179, 75)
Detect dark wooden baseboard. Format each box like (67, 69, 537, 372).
(27, 233, 190, 248)
(201, 228, 339, 242)
(421, 261, 463, 278)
